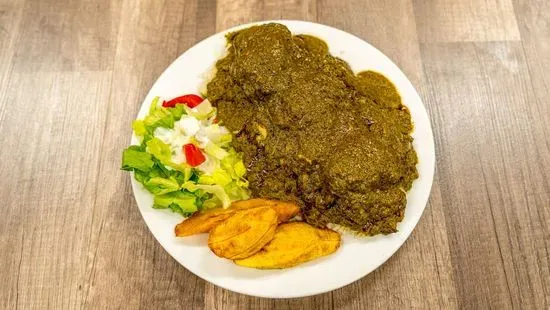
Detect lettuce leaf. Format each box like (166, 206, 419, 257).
(202, 196, 222, 210)
(169, 104, 186, 120)
(144, 177, 180, 195)
(146, 137, 189, 172)
(132, 120, 147, 137)
(224, 182, 250, 200)
(234, 160, 246, 178)
(184, 98, 215, 120)
(197, 184, 232, 209)
(198, 168, 232, 186)
(221, 150, 247, 181)
(146, 138, 172, 165)
(204, 142, 228, 160)
(121, 147, 154, 172)
(153, 191, 198, 214)
(170, 168, 193, 185)
(182, 182, 232, 209)
(144, 108, 174, 131)
(149, 96, 161, 114)
(132, 159, 169, 185)
(133, 97, 183, 140)
(201, 124, 232, 146)
(151, 157, 171, 177)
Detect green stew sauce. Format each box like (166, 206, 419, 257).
(207, 23, 418, 235)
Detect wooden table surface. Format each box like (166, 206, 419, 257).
(1, 0, 548, 309)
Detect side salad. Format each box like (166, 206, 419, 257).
(121, 94, 249, 216)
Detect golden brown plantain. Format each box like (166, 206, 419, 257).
(230, 198, 276, 210)
(174, 208, 233, 237)
(175, 199, 300, 237)
(270, 201, 300, 223)
(208, 207, 278, 259)
(234, 222, 341, 269)
(231, 199, 300, 223)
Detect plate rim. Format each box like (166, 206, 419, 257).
(129, 19, 435, 298)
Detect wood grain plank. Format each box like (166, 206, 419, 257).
(421, 41, 550, 308)
(421, 42, 512, 308)
(318, 1, 458, 308)
(0, 71, 112, 309)
(216, 0, 316, 31)
(472, 42, 550, 308)
(81, 1, 208, 308)
(318, 0, 423, 86)
(0, 0, 25, 125)
(0, 1, 117, 309)
(195, 0, 217, 41)
(12, 0, 120, 72)
(174, 0, 216, 55)
(413, 0, 521, 43)
(512, 0, 550, 173)
(262, 0, 317, 21)
(205, 284, 333, 310)
(216, 0, 263, 30)
(512, 3, 550, 303)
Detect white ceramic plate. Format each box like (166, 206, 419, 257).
(131, 20, 435, 298)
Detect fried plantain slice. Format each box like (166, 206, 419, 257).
(230, 198, 277, 210)
(208, 207, 278, 259)
(234, 222, 341, 269)
(270, 201, 300, 223)
(231, 199, 300, 223)
(174, 208, 234, 237)
(175, 199, 300, 237)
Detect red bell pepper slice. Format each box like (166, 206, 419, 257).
(183, 143, 206, 167)
(163, 94, 203, 108)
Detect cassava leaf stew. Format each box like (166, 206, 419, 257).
(207, 23, 418, 236)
